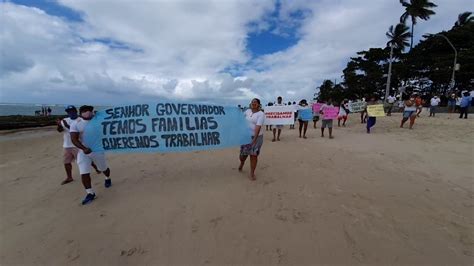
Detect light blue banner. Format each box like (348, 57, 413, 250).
(298, 108, 313, 121)
(83, 103, 252, 153)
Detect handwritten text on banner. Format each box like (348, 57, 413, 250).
(264, 106, 295, 125)
(323, 107, 339, 120)
(83, 103, 252, 153)
(367, 104, 386, 117)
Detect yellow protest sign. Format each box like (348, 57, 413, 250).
(367, 104, 385, 117)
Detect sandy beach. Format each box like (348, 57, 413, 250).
(0, 112, 473, 265)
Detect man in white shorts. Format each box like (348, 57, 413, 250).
(70, 105, 112, 205)
(272, 96, 284, 142)
(57, 105, 79, 185)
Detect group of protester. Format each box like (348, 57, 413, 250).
(35, 106, 52, 116)
(57, 92, 471, 204)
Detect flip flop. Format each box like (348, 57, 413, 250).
(61, 179, 74, 185)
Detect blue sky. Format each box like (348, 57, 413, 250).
(1, 0, 470, 105)
(9, 0, 303, 60)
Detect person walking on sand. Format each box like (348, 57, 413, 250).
(400, 95, 418, 129)
(414, 93, 423, 117)
(455, 93, 462, 113)
(288, 102, 298, 129)
(56, 105, 79, 185)
(459, 91, 472, 119)
(239, 98, 265, 181)
(272, 96, 284, 142)
(265, 102, 273, 131)
(366, 96, 378, 133)
(429, 95, 440, 117)
(337, 99, 350, 127)
(70, 105, 112, 205)
(360, 98, 367, 124)
(386, 94, 396, 116)
(297, 99, 310, 139)
(320, 99, 335, 139)
(447, 93, 457, 118)
(313, 100, 323, 129)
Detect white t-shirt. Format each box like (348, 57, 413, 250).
(244, 109, 265, 136)
(456, 97, 461, 106)
(430, 97, 440, 106)
(61, 117, 77, 148)
(69, 117, 90, 143)
(274, 102, 284, 107)
(338, 103, 349, 116)
(387, 96, 396, 104)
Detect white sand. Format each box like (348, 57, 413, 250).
(0, 113, 473, 265)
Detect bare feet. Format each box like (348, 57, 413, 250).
(329, 136, 334, 139)
(303, 136, 307, 139)
(277, 138, 280, 141)
(249, 174, 256, 181)
(238, 164, 243, 172)
(272, 138, 276, 142)
(321, 134, 324, 137)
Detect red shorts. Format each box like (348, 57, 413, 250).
(63, 147, 79, 164)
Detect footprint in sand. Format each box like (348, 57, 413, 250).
(275, 248, 287, 264)
(191, 220, 200, 233)
(120, 247, 147, 257)
(209, 216, 223, 228)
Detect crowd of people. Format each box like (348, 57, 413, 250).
(56, 91, 471, 205)
(246, 92, 471, 179)
(35, 106, 52, 116)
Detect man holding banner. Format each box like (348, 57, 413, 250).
(366, 97, 385, 133)
(70, 105, 112, 205)
(320, 99, 337, 139)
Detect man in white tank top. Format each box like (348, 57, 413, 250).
(56, 105, 79, 185)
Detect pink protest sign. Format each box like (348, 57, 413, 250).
(312, 103, 322, 113)
(323, 107, 339, 120)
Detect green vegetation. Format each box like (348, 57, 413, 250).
(316, 3, 473, 104)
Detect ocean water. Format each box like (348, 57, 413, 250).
(0, 103, 108, 116)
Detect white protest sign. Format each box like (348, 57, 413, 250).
(264, 106, 295, 125)
(349, 101, 366, 113)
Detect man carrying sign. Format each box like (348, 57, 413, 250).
(320, 99, 336, 139)
(71, 105, 112, 205)
(272, 96, 284, 142)
(366, 96, 383, 133)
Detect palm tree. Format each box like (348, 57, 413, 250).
(384, 24, 411, 101)
(400, 0, 437, 50)
(455, 12, 473, 27)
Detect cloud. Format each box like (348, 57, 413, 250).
(0, 0, 470, 105)
(240, 0, 471, 102)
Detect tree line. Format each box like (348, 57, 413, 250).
(316, 0, 473, 105)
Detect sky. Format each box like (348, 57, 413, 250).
(0, 0, 471, 106)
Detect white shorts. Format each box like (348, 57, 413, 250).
(77, 151, 108, 175)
